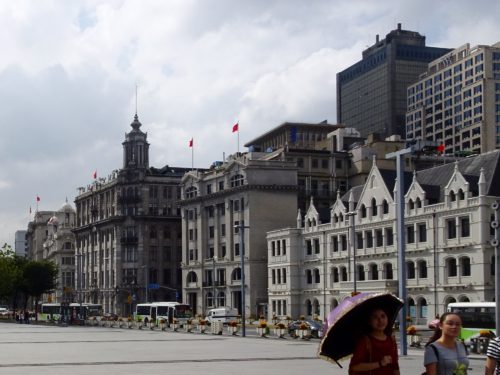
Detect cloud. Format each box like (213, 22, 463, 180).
(0, 0, 499, 246)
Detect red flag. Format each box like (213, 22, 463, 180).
(189, 138, 193, 148)
(36, 196, 40, 202)
(437, 144, 445, 153)
(93, 170, 97, 179)
(232, 122, 239, 133)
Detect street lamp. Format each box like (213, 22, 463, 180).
(212, 257, 217, 308)
(345, 211, 358, 294)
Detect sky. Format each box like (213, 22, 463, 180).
(1, 0, 499, 247)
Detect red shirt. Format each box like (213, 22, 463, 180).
(349, 335, 399, 375)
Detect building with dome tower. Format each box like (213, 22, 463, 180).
(73, 114, 191, 316)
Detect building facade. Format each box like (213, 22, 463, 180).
(73, 114, 190, 315)
(337, 23, 451, 138)
(26, 211, 53, 261)
(267, 151, 500, 324)
(180, 153, 298, 318)
(43, 203, 77, 303)
(406, 42, 500, 155)
(14, 230, 27, 257)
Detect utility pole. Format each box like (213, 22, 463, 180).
(237, 222, 250, 337)
(491, 201, 500, 334)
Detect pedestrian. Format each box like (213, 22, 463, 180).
(428, 314, 440, 330)
(349, 307, 400, 375)
(24, 310, 29, 324)
(424, 312, 469, 375)
(485, 336, 500, 375)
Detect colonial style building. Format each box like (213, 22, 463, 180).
(73, 114, 190, 315)
(180, 152, 298, 318)
(43, 202, 77, 303)
(406, 42, 500, 154)
(26, 211, 53, 261)
(267, 150, 500, 324)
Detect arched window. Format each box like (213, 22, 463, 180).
(340, 267, 348, 281)
(450, 190, 456, 202)
(339, 213, 343, 222)
(409, 199, 415, 210)
(407, 261, 416, 279)
(444, 296, 457, 308)
(418, 260, 428, 278)
(232, 268, 242, 281)
(418, 298, 428, 319)
(369, 263, 379, 280)
(383, 200, 389, 214)
(306, 269, 312, 284)
(330, 299, 339, 310)
(384, 263, 393, 280)
(357, 265, 365, 281)
(360, 204, 367, 218)
(314, 269, 320, 283)
(460, 257, 471, 276)
(306, 299, 312, 316)
(459, 296, 470, 302)
(313, 299, 320, 316)
(332, 267, 339, 283)
(447, 258, 458, 277)
(186, 271, 198, 283)
(230, 174, 245, 188)
(416, 197, 422, 208)
(408, 298, 416, 320)
(371, 198, 378, 216)
(333, 214, 338, 223)
(458, 189, 465, 200)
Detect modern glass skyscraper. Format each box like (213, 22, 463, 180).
(337, 23, 451, 138)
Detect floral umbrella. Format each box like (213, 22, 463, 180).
(318, 292, 403, 366)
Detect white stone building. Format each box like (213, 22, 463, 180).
(180, 153, 298, 318)
(267, 150, 500, 324)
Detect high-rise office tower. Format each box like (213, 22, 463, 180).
(337, 23, 451, 138)
(406, 42, 500, 154)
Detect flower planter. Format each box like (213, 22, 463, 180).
(136, 320, 143, 329)
(127, 320, 133, 329)
(171, 323, 178, 332)
(160, 321, 166, 331)
(185, 324, 193, 333)
(149, 321, 155, 330)
(407, 334, 421, 347)
(274, 328, 286, 338)
(296, 329, 311, 339)
(227, 325, 238, 335)
(256, 327, 267, 337)
(198, 324, 206, 334)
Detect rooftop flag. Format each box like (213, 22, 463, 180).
(189, 138, 193, 148)
(93, 170, 97, 179)
(36, 196, 40, 202)
(232, 122, 239, 133)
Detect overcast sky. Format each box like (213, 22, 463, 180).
(1, 0, 499, 247)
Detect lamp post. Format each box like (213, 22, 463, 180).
(212, 257, 217, 308)
(345, 211, 358, 294)
(236, 222, 250, 337)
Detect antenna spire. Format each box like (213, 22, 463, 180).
(135, 83, 138, 115)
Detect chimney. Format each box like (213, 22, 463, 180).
(376, 34, 379, 43)
(397, 23, 402, 31)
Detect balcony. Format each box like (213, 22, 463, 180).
(117, 195, 142, 204)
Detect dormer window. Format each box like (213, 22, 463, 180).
(230, 174, 244, 188)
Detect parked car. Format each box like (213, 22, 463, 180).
(287, 319, 323, 338)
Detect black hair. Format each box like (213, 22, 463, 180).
(425, 312, 461, 347)
(365, 307, 393, 336)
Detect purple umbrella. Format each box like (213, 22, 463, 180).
(318, 292, 403, 366)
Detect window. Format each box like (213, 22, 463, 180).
(282, 239, 286, 255)
(332, 267, 339, 283)
(407, 261, 415, 279)
(314, 269, 320, 283)
(306, 269, 312, 284)
(360, 204, 367, 218)
(383, 200, 389, 214)
(385, 228, 393, 246)
(282, 268, 287, 284)
(418, 260, 427, 278)
(356, 232, 363, 249)
(371, 198, 377, 216)
(460, 257, 471, 276)
(230, 174, 245, 187)
(271, 241, 276, 256)
(384, 263, 393, 280)
(234, 243, 240, 256)
(447, 219, 457, 239)
(418, 223, 427, 242)
(460, 217, 470, 237)
(306, 240, 312, 255)
(209, 226, 214, 239)
(370, 264, 378, 280)
(365, 231, 373, 248)
(332, 236, 339, 252)
(271, 269, 276, 284)
(447, 258, 457, 277)
(341, 235, 347, 251)
(357, 265, 365, 281)
(375, 229, 383, 247)
(406, 225, 415, 244)
(314, 238, 320, 254)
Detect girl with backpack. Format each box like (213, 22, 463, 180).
(424, 312, 469, 375)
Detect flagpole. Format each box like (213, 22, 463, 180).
(192, 140, 194, 170)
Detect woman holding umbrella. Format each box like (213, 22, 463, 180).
(349, 308, 400, 375)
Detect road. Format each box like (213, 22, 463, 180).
(0, 322, 487, 375)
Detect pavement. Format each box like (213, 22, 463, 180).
(0, 321, 487, 375)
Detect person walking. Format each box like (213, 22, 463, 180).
(485, 336, 500, 375)
(424, 312, 469, 375)
(349, 308, 400, 375)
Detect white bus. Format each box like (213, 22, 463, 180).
(447, 302, 496, 342)
(135, 302, 193, 326)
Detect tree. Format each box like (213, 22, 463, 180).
(0, 250, 17, 304)
(22, 260, 58, 312)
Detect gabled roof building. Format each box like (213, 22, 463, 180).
(267, 150, 500, 323)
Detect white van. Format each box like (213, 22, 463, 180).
(206, 307, 238, 324)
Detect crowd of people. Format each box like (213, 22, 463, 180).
(14, 310, 31, 324)
(347, 308, 499, 375)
